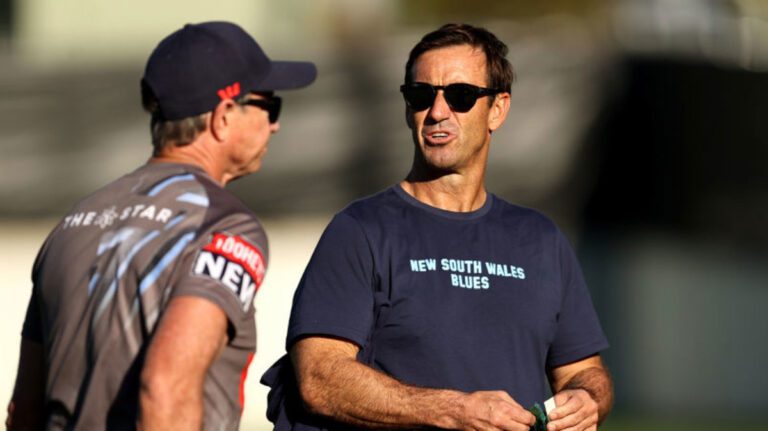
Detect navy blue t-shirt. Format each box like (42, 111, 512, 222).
(287, 185, 608, 408)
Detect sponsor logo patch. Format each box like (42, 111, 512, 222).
(193, 233, 265, 311)
(217, 82, 241, 100)
(63, 204, 174, 230)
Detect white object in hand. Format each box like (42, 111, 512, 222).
(544, 396, 557, 415)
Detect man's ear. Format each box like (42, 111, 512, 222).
(210, 99, 237, 142)
(488, 92, 511, 133)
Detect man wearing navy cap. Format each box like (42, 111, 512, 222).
(6, 21, 315, 430)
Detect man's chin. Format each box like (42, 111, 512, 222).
(424, 154, 458, 171)
(416, 160, 460, 179)
(229, 164, 262, 184)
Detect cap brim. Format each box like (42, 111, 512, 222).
(254, 61, 317, 91)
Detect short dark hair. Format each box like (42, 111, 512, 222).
(141, 80, 208, 155)
(404, 23, 514, 93)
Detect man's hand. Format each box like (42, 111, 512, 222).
(456, 391, 536, 431)
(546, 389, 598, 431)
(547, 355, 613, 430)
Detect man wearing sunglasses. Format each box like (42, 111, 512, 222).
(266, 23, 612, 431)
(7, 21, 315, 430)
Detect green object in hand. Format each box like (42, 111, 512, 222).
(529, 403, 549, 431)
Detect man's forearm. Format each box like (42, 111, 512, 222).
(297, 353, 461, 428)
(291, 337, 535, 430)
(560, 366, 613, 424)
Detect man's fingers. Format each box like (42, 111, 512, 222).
(502, 406, 535, 428)
(548, 390, 584, 420)
(467, 391, 536, 430)
(546, 389, 598, 431)
(553, 391, 571, 406)
(547, 409, 583, 431)
(490, 391, 535, 426)
(497, 397, 536, 426)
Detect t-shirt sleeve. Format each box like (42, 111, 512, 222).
(286, 212, 375, 349)
(546, 231, 609, 368)
(22, 233, 53, 342)
(170, 215, 268, 336)
(21, 286, 43, 342)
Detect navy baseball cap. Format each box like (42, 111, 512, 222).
(142, 21, 317, 120)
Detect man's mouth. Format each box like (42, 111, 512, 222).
(424, 130, 455, 144)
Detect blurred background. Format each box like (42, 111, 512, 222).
(1, 0, 767, 429)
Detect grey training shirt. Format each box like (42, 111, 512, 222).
(23, 162, 267, 430)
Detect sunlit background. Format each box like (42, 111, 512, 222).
(1, 1, 767, 430)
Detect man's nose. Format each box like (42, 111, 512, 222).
(428, 90, 451, 121)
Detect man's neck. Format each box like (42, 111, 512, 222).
(148, 141, 229, 186)
(400, 173, 487, 212)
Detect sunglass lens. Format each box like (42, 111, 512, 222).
(404, 85, 436, 111)
(269, 97, 282, 123)
(444, 84, 479, 113)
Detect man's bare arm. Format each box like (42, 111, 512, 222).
(6, 338, 45, 431)
(546, 355, 613, 431)
(138, 296, 228, 431)
(291, 336, 535, 431)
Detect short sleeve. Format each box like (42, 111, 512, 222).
(22, 234, 53, 342)
(21, 286, 43, 342)
(546, 232, 609, 368)
(286, 212, 375, 349)
(171, 215, 268, 334)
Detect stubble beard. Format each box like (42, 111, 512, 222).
(408, 142, 462, 182)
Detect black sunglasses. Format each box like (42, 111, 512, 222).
(240, 96, 282, 123)
(400, 83, 502, 113)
